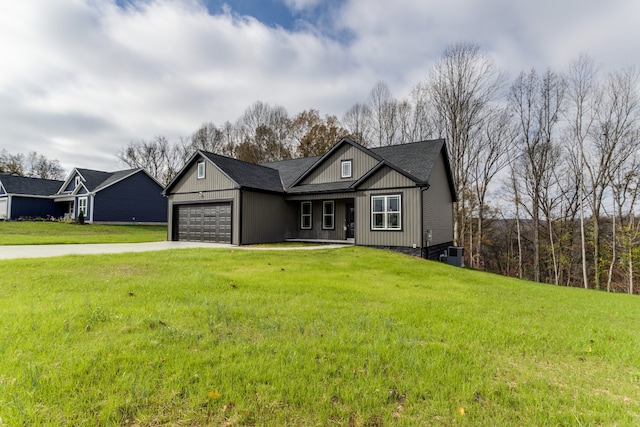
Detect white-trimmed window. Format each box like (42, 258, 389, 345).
(197, 161, 206, 179)
(371, 195, 401, 230)
(341, 160, 352, 179)
(74, 176, 81, 188)
(78, 197, 88, 216)
(301, 202, 312, 229)
(323, 201, 334, 229)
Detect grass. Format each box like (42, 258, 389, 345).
(0, 246, 639, 425)
(0, 221, 166, 245)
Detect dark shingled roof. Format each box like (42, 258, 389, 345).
(370, 139, 446, 183)
(286, 180, 356, 194)
(179, 139, 451, 196)
(201, 152, 284, 193)
(261, 156, 321, 189)
(0, 174, 64, 196)
(75, 168, 138, 192)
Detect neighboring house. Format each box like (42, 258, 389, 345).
(53, 168, 167, 223)
(0, 174, 65, 220)
(164, 138, 456, 259)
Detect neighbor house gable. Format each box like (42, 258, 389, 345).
(58, 169, 88, 194)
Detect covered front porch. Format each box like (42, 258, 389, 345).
(286, 195, 356, 243)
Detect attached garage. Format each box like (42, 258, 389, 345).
(0, 198, 7, 220)
(174, 203, 232, 243)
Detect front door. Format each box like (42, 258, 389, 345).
(345, 202, 355, 239)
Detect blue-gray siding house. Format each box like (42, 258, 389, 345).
(54, 168, 167, 223)
(0, 174, 65, 220)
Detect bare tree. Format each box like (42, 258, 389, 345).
(469, 106, 515, 268)
(565, 53, 599, 288)
(235, 101, 292, 163)
(509, 68, 566, 282)
(342, 102, 372, 146)
(584, 66, 640, 289)
(0, 150, 64, 179)
(117, 135, 182, 185)
(0, 150, 25, 175)
(368, 81, 399, 146)
(428, 41, 506, 248)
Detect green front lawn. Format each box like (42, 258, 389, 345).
(0, 221, 166, 245)
(0, 247, 639, 425)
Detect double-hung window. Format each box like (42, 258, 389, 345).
(197, 161, 206, 179)
(323, 201, 334, 229)
(78, 197, 88, 216)
(301, 202, 312, 229)
(341, 160, 352, 178)
(371, 195, 401, 230)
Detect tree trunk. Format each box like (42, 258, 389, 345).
(592, 215, 601, 290)
(533, 198, 540, 283)
(606, 212, 616, 292)
(548, 219, 559, 285)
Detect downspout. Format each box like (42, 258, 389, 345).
(7, 194, 12, 220)
(238, 188, 243, 245)
(420, 184, 430, 259)
(90, 194, 95, 223)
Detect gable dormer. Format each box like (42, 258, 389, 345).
(295, 139, 380, 187)
(59, 169, 85, 194)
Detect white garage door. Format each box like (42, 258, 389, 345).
(175, 203, 232, 243)
(0, 199, 7, 220)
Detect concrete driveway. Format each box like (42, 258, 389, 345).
(0, 241, 347, 260)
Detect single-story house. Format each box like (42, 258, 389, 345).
(53, 168, 167, 223)
(0, 168, 167, 223)
(164, 138, 456, 258)
(0, 173, 65, 220)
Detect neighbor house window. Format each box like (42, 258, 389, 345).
(197, 161, 206, 179)
(74, 176, 81, 188)
(371, 195, 401, 230)
(301, 202, 312, 229)
(341, 160, 352, 178)
(78, 197, 88, 216)
(323, 201, 334, 229)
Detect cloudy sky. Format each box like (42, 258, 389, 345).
(1, 0, 638, 173)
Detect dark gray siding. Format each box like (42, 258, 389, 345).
(10, 196, 65, 219)
(355, 187, 423, 248)
(93, 172, 167, 223)
(423, 153, 453, 245)
(354, 167, 422, 247)
(241, 191, 294, 244)
(293, 199, 350, 241)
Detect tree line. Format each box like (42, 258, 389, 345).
(0, 150, 64, 180)
(119, 41, 640, 294)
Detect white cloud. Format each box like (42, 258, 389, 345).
(281, 0, 323, 13)
(0, 0, 638, 173)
